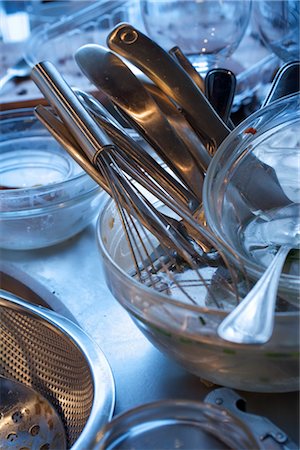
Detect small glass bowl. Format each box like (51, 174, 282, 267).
(0, 108, 105, 250)
(94, 399, 258, 450)
(96, 198, 299, 392)
(24, 1, 133, 92)
(203, 93, 300, 305)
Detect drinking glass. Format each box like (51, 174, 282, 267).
(140, 0, 252, 74)
(252, 0, 300, 62)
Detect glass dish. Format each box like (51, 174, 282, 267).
(0, 108, 105, 250)
(94, 399, 258, 450)
(96, 198, 299, 393)
(203, 93, 300, 305)
(252, 0, 300, 63)
(24, 0, 135, 93)
(139, 0, 252, 75)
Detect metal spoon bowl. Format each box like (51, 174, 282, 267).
(218, 203, 300, 344)
(0, 375, 66, 449)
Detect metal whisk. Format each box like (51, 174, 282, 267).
(31, 61, 240, 309)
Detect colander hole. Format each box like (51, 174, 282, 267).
(29, 425, 40, 436)
(19, 447, 30, 450)
(40, 444, 50, 450)
(6, 432, 18, 442)
(12, 411, 23, 423)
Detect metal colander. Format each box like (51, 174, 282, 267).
(0, 290, 115, 449)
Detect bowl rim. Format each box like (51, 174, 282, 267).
(96, 197, 297, 318)
(203, 92, 300, 289)
(0, 187, 103, 217)
(24, 0, 129, 67)
(96, 398, 259, 450)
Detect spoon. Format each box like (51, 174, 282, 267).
(0, 57, 31, 91)
(218, 204, 300, 344)
(0, 375, 66, 449)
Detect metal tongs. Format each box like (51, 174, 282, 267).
(205, 388, 298, 450)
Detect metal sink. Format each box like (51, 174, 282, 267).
(0, 262, 77, 322)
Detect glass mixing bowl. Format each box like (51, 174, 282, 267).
(0, 108, 105, 250)
(203, 93, 300, 305)
(96, 198, 299, 393)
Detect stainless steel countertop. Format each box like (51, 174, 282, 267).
(1, 215, 299, 445)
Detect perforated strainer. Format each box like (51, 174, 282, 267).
(0, 290, 115, 449)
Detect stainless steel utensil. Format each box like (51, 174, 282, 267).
(205, 388, 298, 449)
(0, 57, 31, 91)
(75, 44, 205, 200)
(205, 68, 236, 127)
(168, 48, 235, 128)
(73, 89, 202, 212)
(0, 375, 67, 449)
(218, 245, 294, 344)
(168, 45, 205, 92)
(32, 62, 219, 264)
(262, 60, 300, 107)
(142, 81, 211, 172)
(107, 23, 230, 155)
(32, 61, 236, 306)
(217, 201, 300, 344)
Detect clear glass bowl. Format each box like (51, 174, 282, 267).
(96, 198, 299, 393)
(24, 1, 134, 91)
(140, 0, 251, 74)
(0, 108, 105, 250)
(94, 399, 258, 449)
(203, 93, 300, 305)
(252, 0, 300, 63)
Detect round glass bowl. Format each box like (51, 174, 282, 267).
(97, 199, 299, 393)
(203, 93, 300, 305)
(0, 108, 105, 250)
(95, 399, 258, 450)
(140, 0, 251, 74)
(252, 0, 300, 63)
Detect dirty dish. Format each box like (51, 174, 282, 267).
(0, 108, 105, 250)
